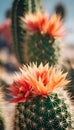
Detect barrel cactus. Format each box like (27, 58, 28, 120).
(11, 0, 42, 64)
(8, 63, 74, 130)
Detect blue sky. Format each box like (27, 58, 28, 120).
(0, 0, 74, 23)
(0, 0, 74, 43)
(45, 0, 74, 24)
(0, 0, 13, 23)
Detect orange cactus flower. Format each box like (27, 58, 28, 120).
(8, 79, 32, 102)
(47, 14, 65, 38)
(21, 12, 65, 38)
(21, 11, 49, 34)
(23, 63, 69, 97)
(8, 63, 69, 102)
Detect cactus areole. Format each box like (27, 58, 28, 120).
(14, 94, 72, 130)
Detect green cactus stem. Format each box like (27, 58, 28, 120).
(27, 33, 60, 66)
(19, 10, 63, 66)
(11, 0, 42, 64)
(14, 93, 73, 130)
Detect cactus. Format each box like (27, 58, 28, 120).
(14, 94, 73, 130)
(8, 63, 74, 130)
(26, 33, 60, 66)
(20, 11, 64, 66)
(11, 0, 42, 64)
(11, 2, 73, 130)
(11, 1, 63, 66)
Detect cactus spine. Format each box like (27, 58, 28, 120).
(14, 94, 73, 130)
(11, 0, 42, 64)
(27, 34, 60, 66)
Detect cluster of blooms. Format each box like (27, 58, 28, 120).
(21, 11, 65, 38)
(8, 63, 69, 103)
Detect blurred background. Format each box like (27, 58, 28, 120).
(0, 0, 74, 95)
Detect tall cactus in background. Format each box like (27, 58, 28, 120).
(8, 63, 74, 130)
(12, 0, 42, 64)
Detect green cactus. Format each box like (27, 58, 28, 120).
(11, 0, 42, 64)
(11, 1, 73, 130)
(8, 63, 74, 130)
(14, 92, 73, 130)
(19, 11, 63, 66)
(11, 0, 63, 66)
(27, 33, 60, 66)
